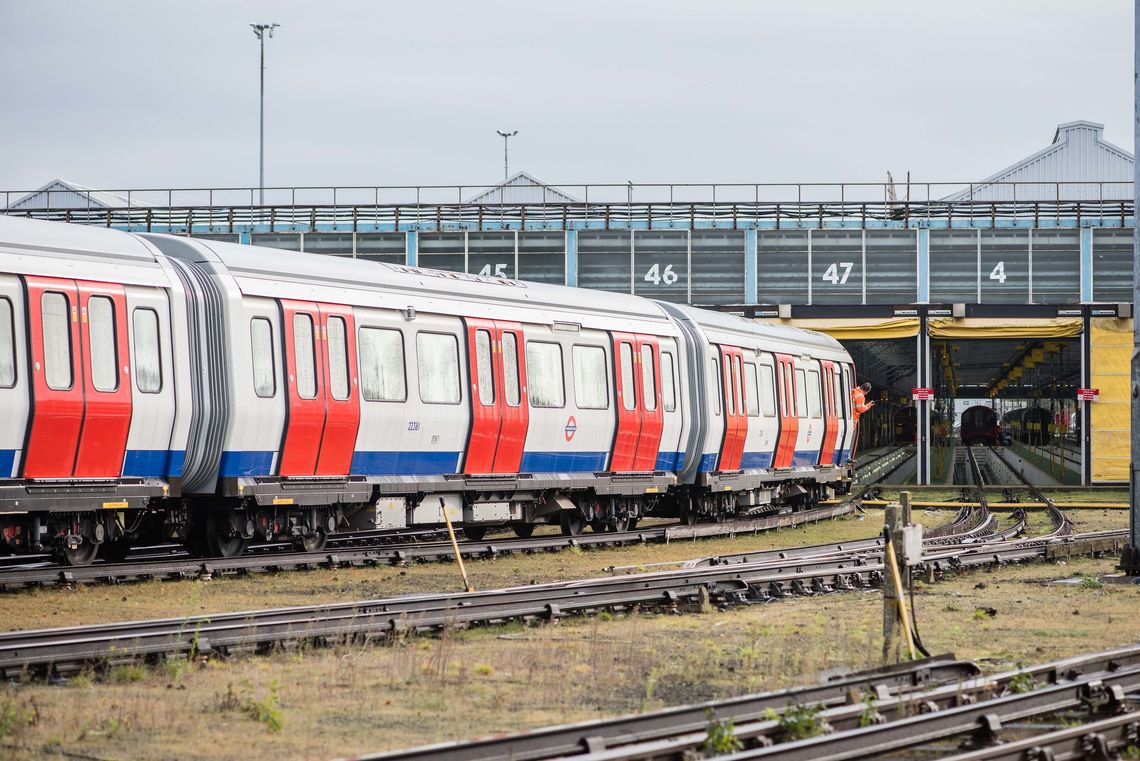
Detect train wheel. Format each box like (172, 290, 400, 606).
(512, 524, 535, 538)
(463, 526, 487, 541)
(296, 530, 328, 553)
(205, 514, 248, 558)
(589, 519, 606, 533)
(55, 540, 99, 567)
(559, 512, 585, 536)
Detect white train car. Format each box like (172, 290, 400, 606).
(0, 218, 858, 564)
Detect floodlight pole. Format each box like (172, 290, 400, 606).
(1125, 0, 1140, 574)
(496, 130, 517, 180)
(251, 23, 280, 206)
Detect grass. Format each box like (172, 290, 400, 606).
(0, 507, 1131, 760)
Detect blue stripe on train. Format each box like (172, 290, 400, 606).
(122, 450, 187, 478)
(350, 451, 462, 476)
(792, 450, 819, 467)
(219, 450, 276, 477)
(697, 453, 719, 473)
(740, 451, 775, 469)
(0, 449, 15, 478)
(519, 451, 608, 472)
(654, 451, 684, 471)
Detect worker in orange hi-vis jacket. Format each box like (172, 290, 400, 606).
(851, 382, 874, 454)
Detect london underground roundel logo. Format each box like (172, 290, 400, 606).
(564, 416, 577, 441)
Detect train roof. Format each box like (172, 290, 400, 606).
(142, 233, 680, 333)
(665, 302, 850, 357)
(0, 216, 170, 286)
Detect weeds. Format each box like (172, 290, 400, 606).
(0, 691, 38, 739)
(764, 703, 830, 740)
(1008, 671, 1036, 694)
(702, 709, 743, 756)
(216, 681, 285, 733)
(108, 663, 148, 683)
(1078, 573, 1104, 591)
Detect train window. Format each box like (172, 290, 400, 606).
(619, 342, 636, 411)
(794, 368, 808, 418)
(732, 355, 743, 416)
(250, 318, 276, 398)
(87, 296, 118, 392)
(641, 345, 657, 412)
(293, 313, 318, 400)
(0, 297, 14, 388)
(359, 327, 406, 401)
(744, 363, 760, 417)
(661, 352, 676, 413)
(41, 292, 72, 391)
(327, 316, 350, 401)
(526, 341, 565, 408)
(759, 363, 776, 417)
(132, 308, 162, 393)
(710, 358, 721, 416)
(503, 333, 520, 407)
(807, 369, 821, 418)
(417, 332, 461, 404)
(572, 345, 608, 409)
(475, 329, 495, 406)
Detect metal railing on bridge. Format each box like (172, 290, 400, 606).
(2, 180, 1133, 232)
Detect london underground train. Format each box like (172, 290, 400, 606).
(0, 218, 858, 564)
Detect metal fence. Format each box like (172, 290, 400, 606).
(2, 181, 1134, 232)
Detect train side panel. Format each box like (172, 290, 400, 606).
(0, 275, 28, 479)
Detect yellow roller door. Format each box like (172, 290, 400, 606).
(763, 317, 920, 340)
(927, 317, 1082, 339)
(1090, 317, 1131, 483)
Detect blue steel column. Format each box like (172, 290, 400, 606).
(916, 227, 930, 303)
(1123, 0, 1140, 574)
(239, 230, 251, 245)
(1080, 226, 1094, 303)
(745, 229, 758, 305)
(566, 229, 578, 287)
(406, 230, 418, 266)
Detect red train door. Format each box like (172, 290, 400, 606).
(491, 322, 528, 473)
(610, 333, 641, 472)
(22, 277, 84, 478)
(314, 304, 360, 476)
(773, 354, 799, 468)
(632, 336, 664, 470)
(463, 318, 500, 474)
(717, 346, 747, 471)
(818, 360, 839, 467)
(279, 300, 326, 476)
(73, 282, 132, 477)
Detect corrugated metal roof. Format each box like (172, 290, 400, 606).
(5, 179, 153, 210)
(941, 121, 1133, 201)
(464, 171, 580, 204)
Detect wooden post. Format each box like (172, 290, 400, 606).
(440, 497, 475, 593)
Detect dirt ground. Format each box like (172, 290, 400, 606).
(0, 504, 1132, 761)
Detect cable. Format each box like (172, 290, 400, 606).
(908, 574, 932, 658)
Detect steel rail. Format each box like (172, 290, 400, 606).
(352, 643, 1140, 761)
(937, 711, 1140, 761)
(0, 502, 854, 592)
(0, 527, 1123, 678)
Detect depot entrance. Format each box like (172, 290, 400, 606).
(757, 309, 1130, 486)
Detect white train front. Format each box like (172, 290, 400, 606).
(0, 217, 858, 564)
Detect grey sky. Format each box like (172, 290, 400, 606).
(0, 1, 1132, 193)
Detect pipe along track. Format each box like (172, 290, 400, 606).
(0, 500, 1124, 679)
(350, 643, 1140, 761)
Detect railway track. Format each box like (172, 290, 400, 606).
(355, 643, 1140, 761)
(0, 512, 1123, 678)
(0, 502, 856, 592)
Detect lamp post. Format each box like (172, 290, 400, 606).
(251, 23, 280, 206)
(1124, 0, 1140, 574)
(496, 130, 517, 180)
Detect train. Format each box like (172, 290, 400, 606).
(0, 217, 858, 565)
(959, 405, 1003, 446)
(1001, 407, 1052, 446)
